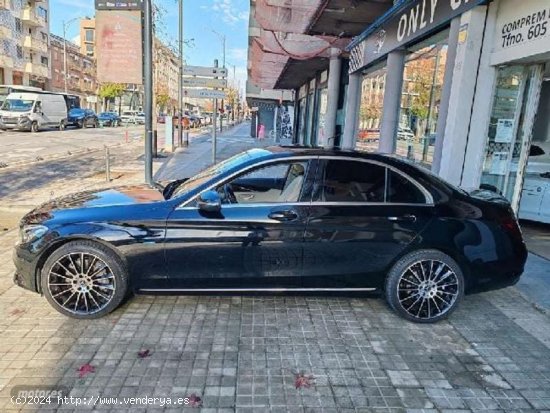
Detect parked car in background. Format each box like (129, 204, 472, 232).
(120, 110, 139, 124)
(13, 147, 527, 322)
(397, 126, 415, 141)
(0, 92, 67, 132)
(67, 108, 98, 128)
(98, 112, 121, 127)
(357, 128, 380, 143)
(135, 112, 146, 125)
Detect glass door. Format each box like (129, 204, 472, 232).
(480, 65, 543, 211)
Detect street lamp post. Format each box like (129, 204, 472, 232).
(62, 17, 80, 94)
(211, 30, 225, 132)
(178, 0, 184, 147)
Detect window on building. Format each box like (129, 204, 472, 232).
(16, 46, 23, 59)
(15, 18, 22, 33)
(37, 7, 47, 22)
(86, 44, 93, 56)
(0, 68, 4, 85)
(40, 56, 48, 66)
(396, 30, 449, 168)
(85, 29, 94, 42)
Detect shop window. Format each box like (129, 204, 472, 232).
(396, 33, 449, 168)
(357, 67, 386, 152)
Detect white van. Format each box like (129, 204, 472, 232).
(0, 92, 68, 132)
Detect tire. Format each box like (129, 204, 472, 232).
(77, 120, 84, 129)
(41, 240, 129, 319)
(31, 121, 39, 133)
(59, 120, 66, 131)
(385, 249, 464, 323)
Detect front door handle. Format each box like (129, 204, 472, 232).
(388, 214, 417, 222)
(268, 210, 298, 222)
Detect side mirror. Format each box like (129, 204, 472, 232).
(197, 190, 221, 212)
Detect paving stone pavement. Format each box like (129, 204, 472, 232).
(1, 224, 550, 412)
(1, 121, 550, 412)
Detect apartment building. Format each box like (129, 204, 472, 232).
(0, 0, 50, 88)
(153, 38, 179, 114)
(50, 34, 98, 109)
(79, 17, 95, 58)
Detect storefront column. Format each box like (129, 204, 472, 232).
(438, 6, 488, 186)
(341, 72, 361, 150)
(432, 16, 461, 174)
(379, 50, 406, 154)
(321, 48, 342, 148)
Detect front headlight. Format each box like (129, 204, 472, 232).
(19, 224, 48, 244)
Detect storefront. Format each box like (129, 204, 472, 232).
(345, 0, 550, 223)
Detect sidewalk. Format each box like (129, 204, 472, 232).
(156, 121, 274, 181)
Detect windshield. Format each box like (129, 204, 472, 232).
(1, 99, 34, 112)
(170, 149, 272, 199)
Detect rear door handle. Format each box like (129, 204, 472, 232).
(388, 214, 417, 222)
(268, 210, 299, 222)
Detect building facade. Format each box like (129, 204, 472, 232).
(153, 38, 179, 115)
(0, 0, 50, 88)
(50, 34, 98, 109)
(79, 17, 95, 58)
(249, 0, 550, 225)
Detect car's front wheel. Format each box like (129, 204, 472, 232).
(41, 240, 128, 319)
(385, 250, 464, 323)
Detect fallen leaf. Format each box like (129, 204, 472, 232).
(187, 393, 202, 408)
(137, 349, 152, 358)
(77, 363, 95, 378)
(294, 372, 315, 389)
(9, 308, 25, 316)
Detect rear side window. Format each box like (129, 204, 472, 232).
(315, 160, 386, 202)
(315, 159, 427, 204)
(387, 170, 426, 204)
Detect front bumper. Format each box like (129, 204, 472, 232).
(12, 243, 40, 293)
(0, 118, 32, 130)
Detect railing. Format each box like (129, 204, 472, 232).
(24, 62, 49, 77)
(0, 54, 14, 68)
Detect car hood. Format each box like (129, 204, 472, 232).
(22, 184, 165, 225)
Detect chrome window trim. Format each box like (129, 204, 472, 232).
(176, 154, 435, 209)
(177, 156, 314, 209)
(317, 155, 434, 205)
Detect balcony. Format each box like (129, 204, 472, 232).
(21, 8, 46, 27)
(0, 54, 14, 68)
(23, 35, 48, 54)
(0, 0, 9, 10)
(0, 25, 11, 39)
(24, 62, 49, 78)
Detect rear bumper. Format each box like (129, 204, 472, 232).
(467, 258, 525, 294)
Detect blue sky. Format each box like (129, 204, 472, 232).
(48, 0, 250, 90)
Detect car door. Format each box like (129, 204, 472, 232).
(302, 157, 435, 289)
(164, 158, 316, 289)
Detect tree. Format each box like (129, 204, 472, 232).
(155, 84, 171, 114)
(98, 83, 126, 112)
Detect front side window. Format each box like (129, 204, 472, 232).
(217, 161, 308, 205)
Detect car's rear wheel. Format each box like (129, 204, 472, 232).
(31, 121, 39, 133)
(41, 240, 128, 319)
(385, 250, 464, 323)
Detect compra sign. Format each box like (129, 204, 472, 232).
(349, 0, 486, 72)
(491, 0, 550, 65)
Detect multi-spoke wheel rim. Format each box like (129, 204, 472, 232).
(397, 260, 459, 320)
(47, 253, 116, 315)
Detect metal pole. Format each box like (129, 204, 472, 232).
(220, 35, 225, 133)
(212, 59, 218, 164)
(178, 0, 184, 147)
(63, 21, 68, 93)
(144, 0, 153, 185)
(105, 146, 111, 182)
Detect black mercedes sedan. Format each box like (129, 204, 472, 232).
(13, 147, 528, 322)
